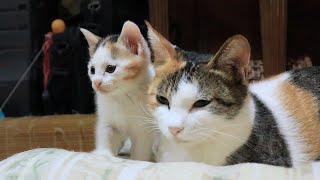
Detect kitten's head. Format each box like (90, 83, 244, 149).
(146, 22, 251, 143)
(80, 21, 150, 95)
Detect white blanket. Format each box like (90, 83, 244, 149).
(0, 148, 319, 180)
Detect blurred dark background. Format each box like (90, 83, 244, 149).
(0, 0, 319, 117)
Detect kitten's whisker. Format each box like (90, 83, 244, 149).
(146, 127, 161, 135)
(139, 103, 152, 118)
(138, 124, 157, 129)
(137, 121, 157, 128)
(126, 115, 153, 120)
(159, 72, 169, 84)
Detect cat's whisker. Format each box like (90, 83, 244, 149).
(219, 124, 248, 129)
(198, 132, 237, 164)
(199, 132, 246, 165)
(195, 127, 258, 153)
(197, 127, 245, 141)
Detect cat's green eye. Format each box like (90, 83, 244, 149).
(193, 99, 211, 108)
(90, 66, 95, 74)
(156, 95, 169, 107)
(106, 65, 116, 73)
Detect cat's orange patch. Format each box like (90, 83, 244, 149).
(147, 58, 186, 110)
(148, 78, 162, 110)
(156, 58, 186, 79)
(147, 92, 160, 110)
(279, 81, 320, 159)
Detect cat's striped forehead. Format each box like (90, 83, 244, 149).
(155, 50, 238, 96)
(157, 62, 198, 94)
(148, 49, 248, 118)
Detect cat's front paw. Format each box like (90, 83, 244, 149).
(91, 149, 114, 157)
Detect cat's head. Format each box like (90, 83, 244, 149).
(80, 21, 151, 95)
(146, 22, 251, 143)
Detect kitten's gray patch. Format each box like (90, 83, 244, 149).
(226, 94, 292, 167)
(93, 35, 120, 54)
(106, 35, 119, 43)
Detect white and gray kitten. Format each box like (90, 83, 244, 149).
(80, 21, 155, 161)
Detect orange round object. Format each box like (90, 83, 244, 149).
(51, 19, 66, 33)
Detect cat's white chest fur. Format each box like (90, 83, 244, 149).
(157, 138, 235, 164)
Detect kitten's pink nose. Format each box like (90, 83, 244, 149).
(169, 127, 184, 136)
(94, 80, 102, 87)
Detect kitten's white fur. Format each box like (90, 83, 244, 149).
(154, 77, 253, 164)
(84, 22, 155, 161)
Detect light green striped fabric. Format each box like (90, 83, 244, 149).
(0, 148, 319, 180)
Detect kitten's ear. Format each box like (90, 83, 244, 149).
(207, 35, 250, 78)
(145, 21, 176, 67)
(118, 21, 144, 55)
(80, 28, 101, 57)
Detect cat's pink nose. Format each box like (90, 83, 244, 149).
(94, 80, 102, 87)
(169, 127, 184, 136)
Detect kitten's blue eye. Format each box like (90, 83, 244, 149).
(156, 95, 169, 107)
(106, 65, 116, 73)
(90, 66, 95, 74)
(193, 99, 211, 108)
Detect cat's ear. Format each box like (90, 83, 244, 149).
(207, 35, 250, 78)
(80, 28, 101, 57)
(145, 21, 176, 67)
(118, 21, 144, 55)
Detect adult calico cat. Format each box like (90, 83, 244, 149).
(146, 22, 320, 167)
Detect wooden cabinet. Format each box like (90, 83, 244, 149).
(149, 0, 289, 77)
